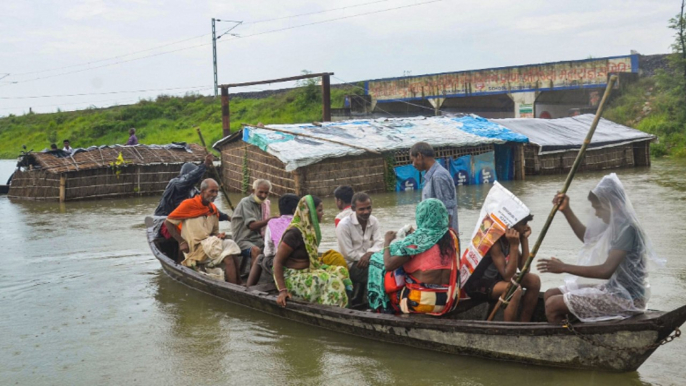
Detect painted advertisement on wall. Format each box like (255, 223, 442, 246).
(367, 55, 637, 102)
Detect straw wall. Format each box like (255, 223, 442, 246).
(220, 141, 296, 196)
(524, 141, 650, 175)
(297, 153, 386, 197)
(8, 163, 188, 201)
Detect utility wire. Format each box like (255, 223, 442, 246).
(219, 0, 446, 44)
(244, 0, 391, 25)
(0, 88, 213, 111)
(3, 0, 394, 80)
(0, 85, 211, 100)
(9, 33, 211, 77)
(1, 0, 447, 88)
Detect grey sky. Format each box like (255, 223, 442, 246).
(0, 0, 678, 116)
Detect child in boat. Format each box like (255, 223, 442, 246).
(463, 215, 541, 322)
(537, 173, 661, 324)
(246, 193, 300, 287)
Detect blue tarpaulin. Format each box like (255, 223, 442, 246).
(449, 155, 471, 186)
(472, 151, 498, 185)
(395, 164, 423, 192)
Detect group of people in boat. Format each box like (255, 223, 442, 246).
(152, 141, 659, 325)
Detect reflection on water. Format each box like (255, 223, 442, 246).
(0, 159, 685, 385)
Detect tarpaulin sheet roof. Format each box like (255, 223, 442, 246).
(493, 115, 655, 155)
(214, 115, 528, 172)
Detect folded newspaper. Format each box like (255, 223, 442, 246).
(459, 182, 531, 295)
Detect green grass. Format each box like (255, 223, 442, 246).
(0, 83, 362, 159)
(604, 69, 686, 159)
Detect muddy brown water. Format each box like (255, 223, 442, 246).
(1, 159, 685, 385)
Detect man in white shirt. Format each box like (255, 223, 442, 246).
(62, 139, 74, 154)
(336, 192, 383, 305)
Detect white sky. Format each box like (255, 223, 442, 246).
(0, 0, 678, 116)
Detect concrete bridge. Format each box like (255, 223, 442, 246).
(353, 54, 639, 119)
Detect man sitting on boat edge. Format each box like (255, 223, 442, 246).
(336, 192, 383, 306)
(232, 179, 277, 275)
(164, 179, 243, 284)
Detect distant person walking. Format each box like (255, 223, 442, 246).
(126, 128, 139, 145)
(62, 139, 73, 154)
(410, 142, 459, 233)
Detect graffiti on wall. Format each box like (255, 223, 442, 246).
(367, 55, 637, 102)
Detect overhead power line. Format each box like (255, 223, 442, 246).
(1, 0, 447, 88)
(244, 0, 391, 25)
(9, 33, 211, 77)
(0, 85, 211, 100)
(0, 88, 213, 111)
(3, 0, 393, 81)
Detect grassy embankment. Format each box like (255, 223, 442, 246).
(604, 74, 686, 159)
(0, 83, 362, 159)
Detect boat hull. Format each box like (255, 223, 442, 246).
(147, 218, 685, 372)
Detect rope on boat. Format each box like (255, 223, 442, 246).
(561, 317, 681, 352)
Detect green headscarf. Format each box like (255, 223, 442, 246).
(390, 198, 449, 256)
(287, 195, 322, 268)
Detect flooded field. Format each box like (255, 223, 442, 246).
(1, 159, 685, 385)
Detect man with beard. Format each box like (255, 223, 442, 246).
(336, 192, 383, 305)
(164, 179, 242, 284)
(231, 179, 277, 270)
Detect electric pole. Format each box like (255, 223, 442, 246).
(212, 19, 242, 98)
(212, 18, 218, 97)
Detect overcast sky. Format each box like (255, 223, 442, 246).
(0, 0, 678, 116)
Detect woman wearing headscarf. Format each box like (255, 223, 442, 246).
(538, 174, 663, 323)
(368, 199, 460, 315)
(273, 195, 353, 308)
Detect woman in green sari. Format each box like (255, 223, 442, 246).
(274, 195, 353, 308)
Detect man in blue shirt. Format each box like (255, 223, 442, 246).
(410, 142, 459, 233)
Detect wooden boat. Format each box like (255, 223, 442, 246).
(145, 217, 685, 372)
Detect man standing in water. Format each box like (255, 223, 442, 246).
(410, 142, 459, 233)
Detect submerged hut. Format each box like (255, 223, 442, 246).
(213, 116, 529, 197)
(493, 115, 655, 175)
(8, 144, 207, 201)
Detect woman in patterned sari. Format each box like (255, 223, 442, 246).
(274, 195, 353, 308)
(368, 199, 460, 315)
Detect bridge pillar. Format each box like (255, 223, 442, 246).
(508, 91, 539, 118)
(428, 97, 446, 116)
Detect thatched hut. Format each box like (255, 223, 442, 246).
(213, 116, 529, 197)
(494, 115, 655, 175)
(8, 144, 207, 201)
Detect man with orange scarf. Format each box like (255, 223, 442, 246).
(165, 179, 242, 283)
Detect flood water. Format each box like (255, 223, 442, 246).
(1, 158, 685, 385)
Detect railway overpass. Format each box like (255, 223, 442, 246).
(351, 54, 638, 119)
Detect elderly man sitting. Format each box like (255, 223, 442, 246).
(232, 179, 276, 270)
(165, 179, 242, 283)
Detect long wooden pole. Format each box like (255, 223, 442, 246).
(486, 75, 619, 322)
(243, 123, 381, 154)
(196, 127, 235, 211)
